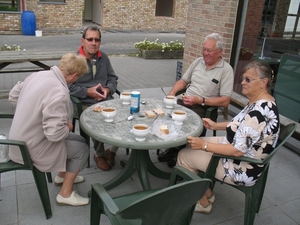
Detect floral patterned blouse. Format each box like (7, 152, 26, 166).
(220, 99, 280, 186)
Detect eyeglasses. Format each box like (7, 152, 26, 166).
(84, 38, 101, 43)
(202, 48, 218, 53)
(240, 76, 262, 83)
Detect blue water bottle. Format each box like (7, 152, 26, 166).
(130, 91, 140, 114)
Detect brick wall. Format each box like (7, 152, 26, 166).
(0, 13, 21, 34)
(182, 0, 238, 73)
(101, 0, 188, 31)
(242, 0, 264, 51)
(0, 0, 188, 35)
(0, 0, 84, 35)
(272, 0, 290, 37)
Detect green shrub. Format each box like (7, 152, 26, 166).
(134, 38, 184, 56)
(0, 44, 25, 51)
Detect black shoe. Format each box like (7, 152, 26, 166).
(158, 148, 178, 162)
(167, 155, 178, 168)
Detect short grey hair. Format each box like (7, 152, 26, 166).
(204, 33, 224, 50)
(82, 26, 101, 39)
(242, 60, 273, 93)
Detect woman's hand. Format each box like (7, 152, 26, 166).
(67, 121, 73, 131)
(187, 136, 205, 150)
(202, 118, 216, 130)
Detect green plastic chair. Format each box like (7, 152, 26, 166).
(90, 165, 212, 225)
(0, 112, 52, 219)
(202, 123, 296, 225)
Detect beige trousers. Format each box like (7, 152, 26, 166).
(177, 136, 236, 185)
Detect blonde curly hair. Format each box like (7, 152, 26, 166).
(59, 53, 88, 78)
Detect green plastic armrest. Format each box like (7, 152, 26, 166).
(0, 112, 14, 119)
(91, 183, 120, 214)
(116, 89, 121, 96)
(70, 95, 83, 119)
(0, 139, 32, 168)
(168, 165, 201, 185)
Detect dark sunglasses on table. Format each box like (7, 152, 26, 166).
(240, 76, 262, 83)
(85, 38, 101, 42)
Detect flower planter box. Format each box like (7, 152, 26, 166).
(141, 50, 183, 59)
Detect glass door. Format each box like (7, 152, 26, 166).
(234, 0, 300, 95)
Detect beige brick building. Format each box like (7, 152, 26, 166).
(100, 0, 188, 31)
(0, 0, 84, 35)
(0, 0, 188, 35)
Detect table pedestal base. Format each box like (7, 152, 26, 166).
(103, 149, 171, 190)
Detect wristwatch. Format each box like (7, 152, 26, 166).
(204, 142, 208, 152)
(201, 97, 205, 106)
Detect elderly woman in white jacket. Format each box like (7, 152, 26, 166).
(9, 53, 90, 206)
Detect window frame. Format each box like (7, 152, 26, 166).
(0, 0, 21, 13)
(155, 0, 174, 17)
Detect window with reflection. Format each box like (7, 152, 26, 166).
(234, 0, 300, 122)
(234, 0, 300, 95)
(0, 0, 21, 12)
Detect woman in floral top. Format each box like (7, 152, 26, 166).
(177, 61, 280, 214)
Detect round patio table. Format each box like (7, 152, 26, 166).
(80, 98, 203, 190)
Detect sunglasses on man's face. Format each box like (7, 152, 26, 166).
(84, 38, 101, 43)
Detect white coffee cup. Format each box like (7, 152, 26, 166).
(164, 95, 177, 108)
(171, 110, 187, 125)
(101, 107, 117, 122)
(130, 124, 149, 141)
(120, 91, 131, 105)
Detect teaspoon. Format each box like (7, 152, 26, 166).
(161, 87, 167, 96)
(113, 115, 134, 123)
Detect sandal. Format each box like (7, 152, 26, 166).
(194, 202, 212, 214)
(208, 194, 215, 204)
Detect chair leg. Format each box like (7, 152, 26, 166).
(32, 168, 52, 219)
(244, 189, 258, 225)
(87, 157, 90, 167)
(256, 168, 269, 213)
(90, 187, 102, 225)
(201, 128, 207, 137)
(223, 107, 228, 120)
(72, 118, 76, 133)
(46, 172, 53, 183)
